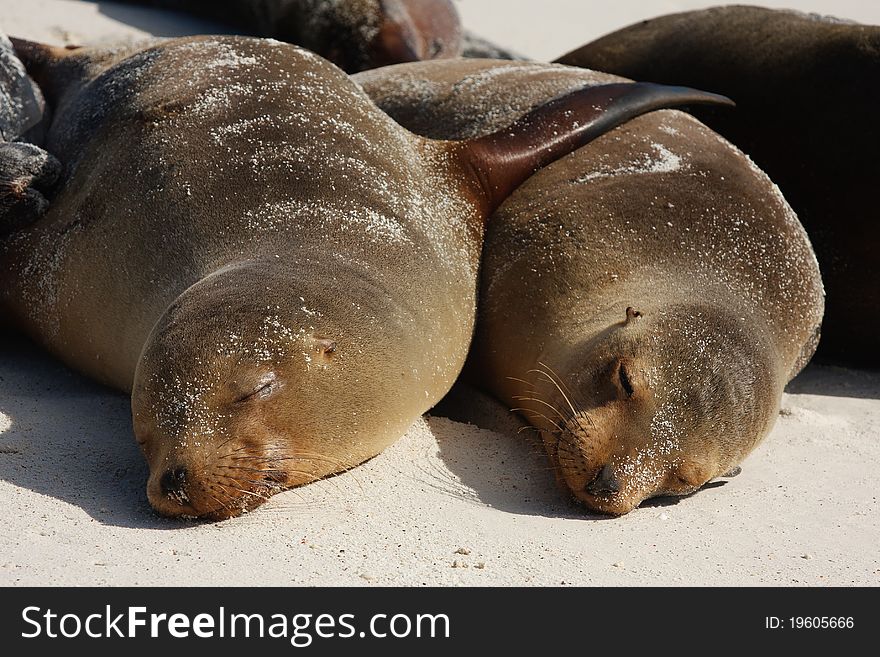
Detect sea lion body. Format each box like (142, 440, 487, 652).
(355, 60, 824, 514)
(556, 6, 878, 366)
(2, 36, 719, 518)
(114, 0, 463, 71)
(1, 36, 481, 517)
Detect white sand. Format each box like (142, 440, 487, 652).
(1, 0, 878, 586)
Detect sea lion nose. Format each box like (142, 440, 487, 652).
(159, 466, 189, 499)
(586, 464, 621, 495)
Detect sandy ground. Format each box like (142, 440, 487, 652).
(1, 0, 878, 586)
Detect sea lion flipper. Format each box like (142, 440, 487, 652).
(456, 82, 735, 214)
(0, 141, 61, 237)
(1, 34, 47, 141)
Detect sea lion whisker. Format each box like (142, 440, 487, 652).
(218, 482, 272, 501)
(529, 366, 582, 420)
(510, 408, 563, 432)
(220, 465, 285, 475)
(506, 376, 538, 392)
(517, 425, 542, 435)
(575, 413, 597, 430)
(206, 493, 233, 513)
(536, 361, 578, 399)
(533, 361, 591, 417)
(510, 396, 570, 422)
(211, 472, 283, 492)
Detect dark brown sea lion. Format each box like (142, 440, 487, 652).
(556, 6, 878, 367)
(355, 59, 824, 515)
(0, 35, 722, 519)
(0, 34, 59, 238)
(112, 0, 463, 71)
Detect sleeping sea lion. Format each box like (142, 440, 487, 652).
(355, 59, 824, 515)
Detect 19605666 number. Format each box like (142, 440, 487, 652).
(790, 617, 854, 629)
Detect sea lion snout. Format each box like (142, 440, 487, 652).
(159, 466, 188, 499)
(585, 464, 621, 495)
(143, 428, 293, 519)
(554, 406, 658, 516)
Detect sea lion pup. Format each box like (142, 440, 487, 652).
(354, 59, 824, 515)
(0, 36, 720, 519)
(556, 6, 878, 367)
(0, 34, 59, 237)
(114, 0, 463, 71)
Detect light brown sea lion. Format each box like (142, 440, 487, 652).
(0, 35, 724, 519)
(556, 6, 878, 367)
(112, 0, 463, 72)
(355, 59, 825, 515)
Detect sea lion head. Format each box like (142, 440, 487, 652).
(538, 303, 777, 515)
(131, 261, 387, 520)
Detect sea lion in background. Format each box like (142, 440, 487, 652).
(355, 59, 824, 515)
(1, 36, 721, 519)
(0, 33, 59, 238)
(556, 6, 878, 367)
(460, 31, 524, 61)
(111, 0, 463, 71)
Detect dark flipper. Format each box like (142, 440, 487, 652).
(0, 142, 60, 237)
(1, 33, 47, 141)
(456, 82, 734, 214)
(1, 34, 58, 236)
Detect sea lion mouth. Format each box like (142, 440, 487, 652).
(147, 442, 298, 520)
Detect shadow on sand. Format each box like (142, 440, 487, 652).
(785, 363, 880, 400)
(428, 383, 612, 521)
(0, 335, 179, 529)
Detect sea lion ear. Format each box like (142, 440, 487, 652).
(625, 307, 643, 323)
(311, 337, 337, 357)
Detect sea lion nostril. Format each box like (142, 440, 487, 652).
(160, 467, 188, 497)
(586, 464, 621, 495)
